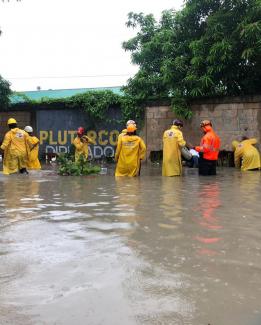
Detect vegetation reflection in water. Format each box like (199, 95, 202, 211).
(0, 168, 261, 325)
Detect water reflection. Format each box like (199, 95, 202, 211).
(0, 168, 261, 325)
(115, 177, 195, 325)
(238, 171, 261, 207)
(159, 177, 184, 230)
(0, 177, 41, 228)
(193, 182, 222, 256)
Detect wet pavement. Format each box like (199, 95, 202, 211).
(0, 166, 261, 325)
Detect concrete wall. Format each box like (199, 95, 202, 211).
(35, 107, 121, 159)
(0, 111, 32, 141)
(145, 96, 261, 159)
(2, 95, 261, 161)
(0, 106, 122, 159)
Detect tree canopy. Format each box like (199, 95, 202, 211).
(123, 0, 261, 117)
(0, 75, 11, 109)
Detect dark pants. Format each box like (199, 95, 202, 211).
(198, 157, 217, 175)
(186, 156, 199, 168)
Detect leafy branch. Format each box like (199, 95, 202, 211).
(11, 90, 144, 126)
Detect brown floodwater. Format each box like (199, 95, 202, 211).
(0, 165, 261, 325)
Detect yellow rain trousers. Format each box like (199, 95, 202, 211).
(115, 134, 146, 177)
(73, 136, 94, 162)
(162, 125, 186, 176)
(27, 136, 41, 170)
(1, 128, 29, 175)
(233, 138, 261, 171)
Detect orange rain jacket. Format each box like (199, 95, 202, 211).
(195, 126, 221, 160)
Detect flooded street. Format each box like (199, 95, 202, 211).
(0, 166, 261, 325)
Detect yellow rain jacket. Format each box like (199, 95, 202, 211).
(117, 129, 127, 142)
(1, 128, 29, 175)
(162, 125, 186, 176)
(115, 134, 146, 177)
(233, 138, 261, 171)
(27, 136, 41, 170)
(73, 135, 95, 162)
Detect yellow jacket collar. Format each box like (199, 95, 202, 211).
(171, 125, 179, 130)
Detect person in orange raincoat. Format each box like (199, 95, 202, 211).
(0, 118, 30, 175)
(232, 137, 261, 171)
(162, 119, 186, 176)
(194, 120, 221, 176)
(115, 124, 146, 177)
(24, 126, 41, 170)
(73, 127, 95, 162)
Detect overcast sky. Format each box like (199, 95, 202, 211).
(0, 0, 183, 91)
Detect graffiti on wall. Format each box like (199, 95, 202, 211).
(39, 129, 120, 158)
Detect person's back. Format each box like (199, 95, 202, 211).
(1, 119, 29, 175)
(4, 128, 28, 157)
(234, 138, 261, 171)
(200, 128, 220, 161)
(195, 120, 221, 176)
(27, 136, 41, 169)
(115, 125, 146, 177)
(24, 126, 41, 170)
(162, 123, 186, 176)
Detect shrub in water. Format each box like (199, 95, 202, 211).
(58, 154, 101, 176)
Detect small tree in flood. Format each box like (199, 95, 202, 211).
(57, 154, 101, 176)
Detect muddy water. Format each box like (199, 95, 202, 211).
(0, 167, 261, 325)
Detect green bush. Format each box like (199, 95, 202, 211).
(58, 153, 101, 176)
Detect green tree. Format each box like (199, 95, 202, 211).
(0, 75, 11, 109)
(123, 0, 261, 117)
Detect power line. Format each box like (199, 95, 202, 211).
(6, 73, 133, 80)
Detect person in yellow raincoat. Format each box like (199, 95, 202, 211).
(73, 127, 95, 162)
(0, 118, 29, 175)
(232, 137, 261, 171)
(117, 119, 136, 141)
(162, 119, 186, 176)
(115, 124, 146, 177)
(24, 126, 41, 170)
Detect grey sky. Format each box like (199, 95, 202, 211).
(0, 0, 183, 91)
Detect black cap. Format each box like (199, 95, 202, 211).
(173, 119, 184, 127)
